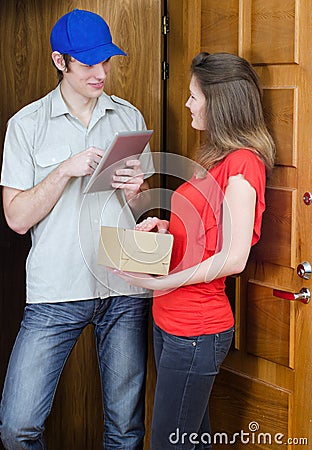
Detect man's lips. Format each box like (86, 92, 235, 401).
(90, 82, 104, 89)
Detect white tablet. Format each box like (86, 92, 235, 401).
(83, 130, 153, 193)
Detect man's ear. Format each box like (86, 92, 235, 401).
(51, 51, 66, 71)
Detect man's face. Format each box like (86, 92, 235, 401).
(62, 57, 112, 99)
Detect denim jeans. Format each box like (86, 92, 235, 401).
(151, 323, 234, 450)
(0, 296, 149, 450)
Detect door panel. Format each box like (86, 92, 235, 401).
(254, 187, 296, 267)
(211, 370, 290, 448)
(246, 282, 294, 368)
(250, 0, 297, 64)
(263, 88, 296, 167)
(168, 0, 312, 447)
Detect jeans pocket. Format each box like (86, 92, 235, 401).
(214, 327, 234, 371)
(159, 331, 199, 370)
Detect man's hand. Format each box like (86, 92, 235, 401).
(59, 147, 104, 178)
(111, 159, 144, 199)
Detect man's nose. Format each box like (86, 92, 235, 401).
(94, 61, 111, 79)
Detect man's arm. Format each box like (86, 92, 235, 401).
(3, 147, 103, 234)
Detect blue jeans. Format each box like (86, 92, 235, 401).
(0, 296, 149, 450)
(151, 324, 234, 450)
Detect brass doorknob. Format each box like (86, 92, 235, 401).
(273, 288, 310, 304)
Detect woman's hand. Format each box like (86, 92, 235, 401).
(135, 216, 169, 234)
(112, 269, 163, 290)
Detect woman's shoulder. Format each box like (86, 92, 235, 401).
(220, 148, 265, 172)
(210, 148, 265, 185)
(225, 148, 262, 163)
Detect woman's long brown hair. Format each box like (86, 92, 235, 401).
(191, 52, 275, 171)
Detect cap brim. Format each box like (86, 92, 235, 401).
(70, 42, 126, 65)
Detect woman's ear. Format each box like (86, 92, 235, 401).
(51, 51, 66, 71)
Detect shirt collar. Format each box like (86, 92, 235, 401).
(51, 84, 116, 119)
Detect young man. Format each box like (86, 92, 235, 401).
(0, 9, 154, 450)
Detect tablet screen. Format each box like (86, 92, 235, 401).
(83, 130, 153, 193)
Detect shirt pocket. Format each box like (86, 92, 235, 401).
(34, 145, 71, 184)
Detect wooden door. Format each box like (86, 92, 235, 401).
(167, 0, 312, 447)
(0, 1, 163, 449)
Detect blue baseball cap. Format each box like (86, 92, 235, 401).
(50, 9, 126, 65)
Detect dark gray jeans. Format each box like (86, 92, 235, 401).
(151, 323, 234, 450)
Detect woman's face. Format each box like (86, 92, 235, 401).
(185, 75, 207, 130)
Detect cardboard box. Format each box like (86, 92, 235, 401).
(98, 226, 174, 275)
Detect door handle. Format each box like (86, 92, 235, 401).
(297, 261, 312, 280)
(273, 288, 310, 304)
(303, 191, 312, 205)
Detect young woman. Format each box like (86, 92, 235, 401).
(117, 52, 275, 449)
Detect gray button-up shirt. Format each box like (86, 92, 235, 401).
(1, 85, 154, 303)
